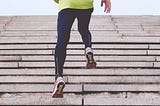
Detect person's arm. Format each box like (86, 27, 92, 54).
(101, 0, 111, 13)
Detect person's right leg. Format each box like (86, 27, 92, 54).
(76, 9, 96, 69)
(52, 9, 76, 98)
(77, 9, 93, 48)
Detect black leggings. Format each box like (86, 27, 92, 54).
(55, 8, 93, 79)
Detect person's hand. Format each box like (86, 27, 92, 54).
(101, 0, 111, 13)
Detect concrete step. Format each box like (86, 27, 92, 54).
(0, 62, 18, 68)
(0, 55, 158, 62)
(5, 25, 116, 31)
(0, 68, 160, 76)
(0, 76, 159, 84)
(0, 55, 156, 62)
(0, 33, 120, 37)
(0, 44, 149, 50)
(0, 84, 81, 93)
(68, 76, 160, 84)
(0, 93, 82, 105)
(17, 62, 155, 68)
(0, 93, 159, 105)
(0, 49, 151, 55)
(0, 84, 159, 93)
(84, 92, 160, 105)
(0, 50, 52, 55)
(0, 61, 157, 68)
(20, 56, 157, 62)
(84, 84, 160, 92)
(67, 49, 148, 55)
(1, 36, 160, 43)
(1, 30, 119, 36)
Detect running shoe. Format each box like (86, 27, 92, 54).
(85, 47, 97, 69)
(52, 77, 65, 98)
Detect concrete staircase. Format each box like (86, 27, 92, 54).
(0, 15, 160, 105)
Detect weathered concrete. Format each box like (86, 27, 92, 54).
(0, 93, 82, 105)
(84, 93, 160, 105)
(1, 15, 160, 105)
(0, 84, 82, 93)
(0, 68, 160, 76)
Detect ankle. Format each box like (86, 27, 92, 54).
(85, 47, 93, 55)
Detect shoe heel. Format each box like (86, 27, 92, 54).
(86, 62, 97, 69)
(86, 52, 94, 62)
(52, 82, 65, 98)
(86, 52, 96, 68)
(57, 82, 65, 93)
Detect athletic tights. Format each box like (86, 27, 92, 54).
(55, 8, 93, 79)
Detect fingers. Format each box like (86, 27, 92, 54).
(105, 0, 111, 13)
(104, 3, 107, 12)
(101, 0, 111, 13)
(101, 0, 106, 12)
(106, 0, 111, 13)
(101, 0, 104, 7)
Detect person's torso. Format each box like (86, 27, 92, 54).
(57, 0, 93, 12)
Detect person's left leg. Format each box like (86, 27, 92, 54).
(54, 9, 76, 80)
(52, 9, 76, 98)
(76, 9, 96, 68)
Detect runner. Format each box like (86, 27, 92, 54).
(52, 0, 111, 98)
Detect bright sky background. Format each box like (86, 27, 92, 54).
(0, 0, 160, 16)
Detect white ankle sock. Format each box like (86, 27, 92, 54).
(85, 47, 93, 54)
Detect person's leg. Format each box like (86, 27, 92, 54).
(76, 9, 96, 69)
(54, 9, 76, 80)
(53, 9, 76, 98)
(77, 9, 93, 48)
